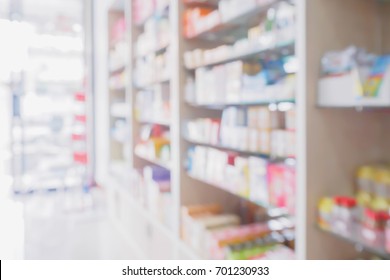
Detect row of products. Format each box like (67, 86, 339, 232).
(186, 145, 296, 214)
(181, 203, 295, 259)
(131, 166, 173, 229)
(135, 124, 171, 164)
(184, 2, 295, 68)
(318, 164, 390, 254)
(109, 71, 126, 90)
(185, 59, 296, 105)
(184, 105, 295, 157)
(134, 48, 171, 88)
(183, 0, 290, 38)
(135, 84, 171, 123)
(135, 17, 170, 57)
(321, 46, 390, 98)
(133, 0, 170, 26)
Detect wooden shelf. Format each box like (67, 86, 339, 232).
(186, 98, 295, 109)
(137, 118, 171, 126)
(183, 137, 295, 161)
(185, 0, 279, 41)
(186, 41, 295, 70)
(318, 225, 390, 260)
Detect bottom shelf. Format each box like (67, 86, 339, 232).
(108, 178, 175, 242)
(318, 224, 390, 260)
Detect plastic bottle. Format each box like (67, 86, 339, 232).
(356, 166, 374, 221)
(371, 168, 390, 212)
(318, 197, 334, 229)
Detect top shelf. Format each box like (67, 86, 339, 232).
(185, 0, 280, 41)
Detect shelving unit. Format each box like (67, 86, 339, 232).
(101, 0, 299, 260)
(302, 0, 390, 259)
(96, 0, 390, 260)
(107, 2, 131, 180)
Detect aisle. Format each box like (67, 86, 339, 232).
(21, 189, 138, 260)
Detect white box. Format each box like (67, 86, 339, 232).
(318, 67, 390, 107)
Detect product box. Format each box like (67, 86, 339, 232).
(270, 130, 286, 158)
(184, 7, 214, 37)
(249, 157, 269, 204)
(247, 107, 259, 128)
(248, 129, 259, 152)
(270, 129, 295, 158)
(234, 156, 250, 198)
(237, 126, 250, 151)
(258, 129, 271, 154)
(181, 204, 222, 243)
(192, 145, 207, 178)
(202, 148, 222, 182)
(285, 107, 296, 131)
(268, 164, 296, 214)
(206, 222, 271, 259)
(286, 130, 296, 158)
(225, 61, 244, 102)
(190, 214, 241, 254)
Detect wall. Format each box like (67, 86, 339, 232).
(304, 0, 387, 259)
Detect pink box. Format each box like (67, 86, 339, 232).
(268, 164, 296, 215)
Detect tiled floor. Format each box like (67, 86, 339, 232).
(1, 188, 139, 260)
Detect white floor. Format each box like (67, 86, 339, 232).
(0, 87, 139, 260)
(1, 188, 139, 260)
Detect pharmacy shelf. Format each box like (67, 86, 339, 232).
(186, 41, 295, 70)
(183, 137, 295, 161)
(186, 99, 295, 109)
(187, 172, 289, 214)
(318, 225, 390, 260)
(134, 149, 171, 170)
(137, 118, 171, 127)
(185, 0, 279, 41)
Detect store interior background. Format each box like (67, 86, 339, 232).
(1, 0, 390, 260)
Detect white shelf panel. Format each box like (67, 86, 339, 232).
(134, 150, 172, 170)
(186, 41, 295, 70)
